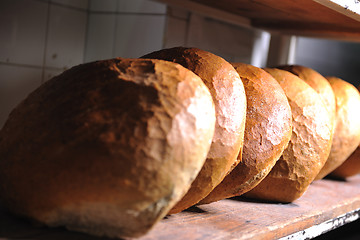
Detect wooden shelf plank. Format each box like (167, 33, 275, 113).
(1, 175, 360, 239)
(314, 0, 360, 22)
(280, 208, 360, 239)
(139, 175, 360, 240)
(156, 0, 360, 41)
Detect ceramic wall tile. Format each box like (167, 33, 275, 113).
(84, 13, 116, 62)
(0, 64, 42, 128)
(0, 0, 47, 66)
(89, 0, 117, 12)
(45, 4, 87, 69)
(196, 16, 254, 62)
(184, 13, 256, 63)
(163, 16, 187, 48)
(43, 68, 65, 83)
(167, 7, 189, 20)
(117, 0, 166, 14)
(114, 14, 165, 58)
(51, 0, 89, 10)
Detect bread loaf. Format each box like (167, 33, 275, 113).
(246, 68, 333, 202)
(142, 47, 247, 213)
(0, 58, 216, 238)
(278, 65, 336, 130)
(277, 66, 341, 181)
(199, 63, 292, 204)
(317, 77, 360, 179)
(332, 146, 360, 178)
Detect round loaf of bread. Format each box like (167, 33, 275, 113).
(278, 65, 336, 129)
(142, 47, 247, 213)
(0, 58, 216, 238)
(278, 65, 338, 181)
(199, 63, 292, 204)
(331, 146, 360, 178)
(246, 68, 333, 202)
(317, 77, 360, 179)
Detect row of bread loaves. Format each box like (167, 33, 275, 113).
(0, 47, 360, 239)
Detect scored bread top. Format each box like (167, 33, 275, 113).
(142, 47, 247, 213)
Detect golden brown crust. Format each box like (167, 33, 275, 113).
(0, 58, 216, 238)
(278, 65, 336, 127)
(199, 63, 292, 204)
(332, 146, 360, 178)
(331, 84, 360, 178)
(245, 68, 333, 202)
(142, 47, 246, 213)
(317, 77, 360, 179)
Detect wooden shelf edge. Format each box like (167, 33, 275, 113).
(314, 0, 360, 22)
(153, 0, 360, 41)
(138, 175, 360, 240)
(154, 0, 252, 28)
(280, 208, 360, 240)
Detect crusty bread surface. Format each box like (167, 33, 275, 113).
(317, 77, 360, 179)
(0, 58, 216, 238)
(245, 68, 333, 202)
(199, 63, 292, 204)
(278, 65, 336, 130)
(332, 146, 360, 178)
(142, 47, 247, 213)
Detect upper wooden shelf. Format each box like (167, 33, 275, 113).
(156, 0, 360, 41)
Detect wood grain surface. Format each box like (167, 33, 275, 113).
(158, 0, 360, 41)
(1, 175, 360, 239)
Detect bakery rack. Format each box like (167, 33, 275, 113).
(1, 1, 360, 239)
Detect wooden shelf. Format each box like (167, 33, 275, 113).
(1, 175, 360, 239)
(156, 0, 360, 41)
(140, 175, 360, 240)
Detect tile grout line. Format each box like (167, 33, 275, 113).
(112, 0, 120, 58)
(83, 2, 91, 63)
(184, 11, 191, 46)
(40, 1, 51, 84)
(89, 11, 166, 16)
(0, 61, 64, 71)
(33, 0, 88, 13)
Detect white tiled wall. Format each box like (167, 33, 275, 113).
(0, 0, 168, 128)
(51, 0, 88, 10)
(113, 14, 166, 58)
(0, 0, 88, 128)
(84, 0, 166, 62)
(116, 0, 166, 13)
(187, 14, 257, 63)
(0, 0, 48, 66)
(45, 4, 87, 69)
(163, 7, 189, 48)
(0, 65, 42, 128)
(89, 0, 117, 12)
(163, 6, 270, 66)
(85, 14, 117, 61)
(0, 0, 267, 129)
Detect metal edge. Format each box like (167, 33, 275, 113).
(279, 208, 360, 240)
